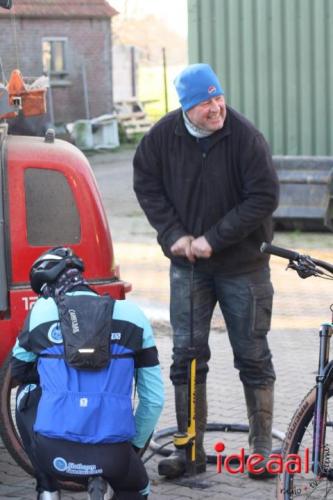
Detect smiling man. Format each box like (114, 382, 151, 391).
(133, 63, 279, 480)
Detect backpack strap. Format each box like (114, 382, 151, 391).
(39, 352, 134, 360)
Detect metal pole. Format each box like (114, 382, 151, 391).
(162, 47, 168, 114)
(47, 71, 54, 125)
(81, 60, 90, 120)
(108, 17, 114, 113)
(0, 58, 5, 83)
(130, 46, 136, 97)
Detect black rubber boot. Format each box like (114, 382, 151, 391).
(244, 384, 276, 480)
(158, 383, 207, 478)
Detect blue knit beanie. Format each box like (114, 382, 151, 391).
(174, 63, 224, 111)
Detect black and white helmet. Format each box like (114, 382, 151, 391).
(29, 247, 84, 294)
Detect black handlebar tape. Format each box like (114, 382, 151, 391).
(260, 242, 300, 261)
(311, 257, 333, 275)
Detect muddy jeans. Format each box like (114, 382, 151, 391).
(169, 264, 276, 387)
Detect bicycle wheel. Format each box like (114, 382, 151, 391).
(278, 384, 333, 500)
(0, 355, 83, 492)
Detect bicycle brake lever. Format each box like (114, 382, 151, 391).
(297, 267, 316, 279)
(287, 257, 317, 279)
(286, 261, 298, 272)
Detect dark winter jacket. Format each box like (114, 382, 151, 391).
(133, 107, 279, 275)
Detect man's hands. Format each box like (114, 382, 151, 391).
(170, 235, 195, 263)
(170, 235, 213, 262)
(191, 236, 213, 259)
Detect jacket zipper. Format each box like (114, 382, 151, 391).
(201, 152, 207, 233)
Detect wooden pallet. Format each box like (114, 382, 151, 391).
(114, 98, 152, 138)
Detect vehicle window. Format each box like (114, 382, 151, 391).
(25, 168, 81, 246)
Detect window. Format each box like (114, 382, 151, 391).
(42, 37, 68, 76)
(25, 168, 81, 246)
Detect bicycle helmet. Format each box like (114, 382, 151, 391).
(30, 247, 84, 294)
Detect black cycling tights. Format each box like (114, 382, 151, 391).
(16, 385, 148, 499)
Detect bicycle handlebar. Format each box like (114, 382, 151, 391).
(261, 242, 333, 276)
(260, 242, 300, 261)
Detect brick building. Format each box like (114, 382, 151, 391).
(0, 0, 117, 124)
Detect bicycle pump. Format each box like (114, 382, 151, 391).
(173, 263, 197, 475)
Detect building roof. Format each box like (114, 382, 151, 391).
(0, 0, 118, 19)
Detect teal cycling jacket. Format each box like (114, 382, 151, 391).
(12, 290, 164, 448)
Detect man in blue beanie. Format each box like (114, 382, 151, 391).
(133, 63, 279, 480)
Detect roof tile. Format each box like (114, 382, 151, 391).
(0, 0, 117, 18)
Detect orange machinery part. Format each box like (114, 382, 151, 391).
(3, 69, 47, 119)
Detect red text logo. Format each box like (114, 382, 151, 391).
(214, 441, 309, 475)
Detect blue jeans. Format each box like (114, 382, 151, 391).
(169, 264, 276, 387)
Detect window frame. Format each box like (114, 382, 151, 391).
(42, 36, 69, 78)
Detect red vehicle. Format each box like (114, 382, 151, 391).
(0, 123, 131, 487)
(0, 124, 130, 366)
(0, 1, 132, 488)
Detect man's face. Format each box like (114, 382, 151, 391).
(187, 95, 227, 132)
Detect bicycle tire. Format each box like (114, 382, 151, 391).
(278, 384, 333, 500)
(0, 355, 84, 492)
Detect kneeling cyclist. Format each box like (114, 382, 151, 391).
(11, 247, 164, 500)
